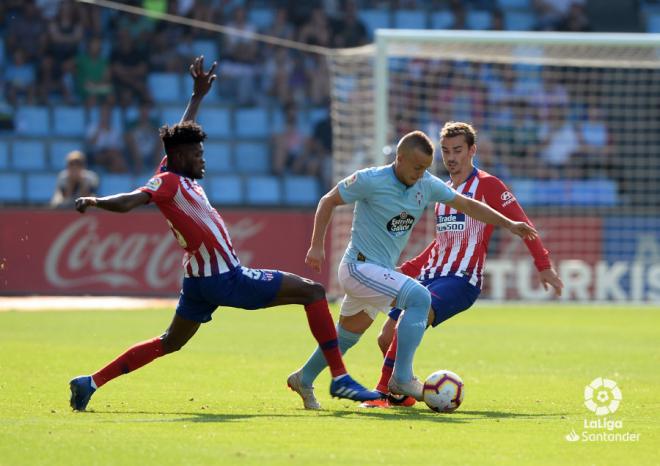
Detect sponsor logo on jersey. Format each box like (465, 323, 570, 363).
(145, 177, 162, 191)
(501, 191, 515, 207)
(343, 173, 358, 188)
(387, 211, 415, 237)
(437, 213, 466, 232)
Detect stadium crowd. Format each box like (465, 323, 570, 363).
(0, 0, 653, 207)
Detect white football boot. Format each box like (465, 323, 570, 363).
(388, 376, 424, 402)
(287, 370, 321, 410)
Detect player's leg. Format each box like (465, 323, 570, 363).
(387, 277, 481, 402)
(388, 278, 432, 400)
(70, 278, 212, 411)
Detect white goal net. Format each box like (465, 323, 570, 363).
(327, 30, 660, 303)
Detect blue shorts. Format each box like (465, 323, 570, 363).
(176, 266, 284, 323)
(388, 275, 480, 327)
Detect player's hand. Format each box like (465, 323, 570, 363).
(75, 197, 97, 213)
(507, 221, 538, 241)
(305, 245, 325, 273)
(539, 268, 563, 297)
(189, 55, 217, 97)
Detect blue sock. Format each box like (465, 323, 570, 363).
(393, 279, 431, 383)
(300, 324, 362, 387)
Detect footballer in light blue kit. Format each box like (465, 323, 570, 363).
(287, 130, 539, 409)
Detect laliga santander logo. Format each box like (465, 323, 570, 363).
(584, 377, 622, 416)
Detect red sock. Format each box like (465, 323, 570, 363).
(304, 299, 347, 378)
(376, 331, 397, 393)
(92, 337, 165, 388)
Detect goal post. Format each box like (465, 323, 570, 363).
(327, 30, 660, 303)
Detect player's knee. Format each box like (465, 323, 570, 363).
(303, 280, 326, 304)
(377, 332, 391, 354)
(160, 334, 187, 354)
(399, 281, 431, 316)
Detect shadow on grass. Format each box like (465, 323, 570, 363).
(88, 408, 565, 424)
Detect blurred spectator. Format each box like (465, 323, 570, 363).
(298, 8, 333, 47)
(4, 49, 37, 106)
(536, 104, 579, 178)
(557, 3, 591, 32)
(110, 29, 149, 106)
(576, 106, 611, 178)
(306, 55, 331, 106)
(75, 37, 113, 106)
(333, 1, 368, 48)
(263, 7, 295, 40)
(5, 1, 47, 62)
(533, 0, 586, 31)
(218, 6, 258, 104)
(86, 104, 127, 173)
(272, 105, 307, 176)
(40, 1, 83, 103)
(125, 103, 163, 174)
(51, 150, 99, 208)
(148, 30, 183, 72)
(305, 112, 334, 190)
(491, 9, 505, 31)
(262, 48, 295, 104)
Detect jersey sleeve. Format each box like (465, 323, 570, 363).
(427, 174, 457, 204)
(400, 239, 436, 278)
(482, 176, 552, 271)
(337, 169, 373, 203)
(138, 172, 178, 204)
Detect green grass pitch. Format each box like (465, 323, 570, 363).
(0, 304, 658, 465)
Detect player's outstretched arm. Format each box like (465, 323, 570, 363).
(75, 190, 150, 214)
(447, 194, 538, 241)
(306, 186, 346, 273)
(180, 55, 217, 123)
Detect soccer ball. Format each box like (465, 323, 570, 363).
(422, 370, 464, 413)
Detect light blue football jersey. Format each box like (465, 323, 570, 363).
(338, 164, 457, 269)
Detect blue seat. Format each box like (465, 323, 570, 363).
(15, 106, 50, 136)
(52, 106, 86, 137)
(647, 13, 660, 32)
(245, 175, 281, 205)
(198, 108, 231, 137)
(283, 175, 320, 206)
(203, 142, 232, 173)
(234, 142, 270, 173)
(148, 73, 182, 104)
(497, 0, 531, 9)
(87, 106, 124, 130)
(26, 173, 57, 204)
(98, 174, 135, 196)
(431, 11, 454, 29)
(208, 175, 243, 205)
(359, 10, 391, 37)
(505, 11, 535, 30)
(248, 8, 275, 30)
(394, 10, 427, 29)
(50, 140, 84, 170)
(0, 173, 23, 203)
(235, 108, 269, 138)
(161, 107, 183, 125)
(0, 140, 8, 170)
(570, 180, 618, 206)
(11, 141, 47, 171)
(192, 40, 218, 61)
(467, 11, 492, 30)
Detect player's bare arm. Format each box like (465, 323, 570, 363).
(75, 191, 150, 214)
(447, 194, 538, 241)
(180, 55, 217, 123)
(306, 186, 346, 273)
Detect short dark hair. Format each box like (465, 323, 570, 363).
(159, 121, 207, 156)
(396, 130, 434, 157)
(440, 121, 477, 147)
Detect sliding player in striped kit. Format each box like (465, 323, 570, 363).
(364, 121, 564, 408)
(68, 57, 379, 411)
(287, 129, 540, 410)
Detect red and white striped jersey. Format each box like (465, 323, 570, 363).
(400, 168, 550, 288)
(139, 171, 240, 277)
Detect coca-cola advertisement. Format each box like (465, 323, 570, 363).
(0, 209, 328, 296)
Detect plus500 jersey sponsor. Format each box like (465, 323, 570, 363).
(437, 213, 466, 232)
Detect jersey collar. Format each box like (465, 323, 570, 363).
(451, 167, 478, 189)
